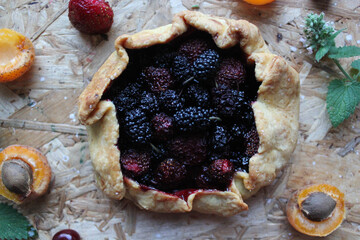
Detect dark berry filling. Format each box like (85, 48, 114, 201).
(102, 30, 261, 197)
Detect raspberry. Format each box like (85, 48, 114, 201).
(141, 66, 174, 93)
(215, 57, 246, 89)
(139, 91, 159, 115)
(230, 152, 250, 172)
(158, 90, 185, 113)
(123, 108, 151, 144)
(193, 49, 220, 82)
(111, 82, 142, 114)
(171, 55, 194, 82)
(244, 127, 260, 157)
(211, 125, 230, 152)
(151, 113, 174, 141)
(155, 158, 187, 190)
(183, 84, 210, 108)
(68, 0, 114, 34)
(212, 84, 247, 118)
(179, 37, 212, 63)
(173, 107, 215, 132)
(120, 149, 151, 179)
(209, 159, 234, 186)
(170, 135, 207, 166)
(196, 159, 234, 190)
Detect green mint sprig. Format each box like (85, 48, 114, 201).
(304, 13, 360, 127)
(0, 203, 38, 240)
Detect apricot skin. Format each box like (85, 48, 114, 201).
(0, 28, 35, 83)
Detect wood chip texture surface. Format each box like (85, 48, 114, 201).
(1, 0, 360, 239)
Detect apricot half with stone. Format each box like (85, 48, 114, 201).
(0, 145, 51, 204)
(286, 184, 345, 237)
(0, 28, 35, 82)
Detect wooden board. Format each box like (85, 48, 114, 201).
(1, 0, 360, 239)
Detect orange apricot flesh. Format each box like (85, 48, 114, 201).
(0, 28, 35, 82)
(286, 184, 345, 237)
(0, 145, 51, 204)
(243, 0, 275, 5)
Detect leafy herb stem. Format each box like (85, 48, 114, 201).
(333, 59, 353, 81)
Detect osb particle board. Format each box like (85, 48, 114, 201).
(1, 0, 360, 239)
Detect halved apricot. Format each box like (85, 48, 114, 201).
(243, 0, 275, 5)
(0, 28, 35, 82)
(286, 184, 345, 237)
(0, 145, 51, 204)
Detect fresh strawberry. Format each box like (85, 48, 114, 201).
(68, 0, 114, 34)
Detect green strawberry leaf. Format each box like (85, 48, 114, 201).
(351, 59, 360, 71)
(326, 79, 360, 127)
(328, 46, 360, 59)
(0, 203, 38, 240)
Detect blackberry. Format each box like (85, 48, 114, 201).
(215, 57, 246, 89)
(151, 113, 174, 141)
(179, 36, 212, 63)
(239, 102, 255, 126)
(152, 45, 176, 68)
(140, 66, 175, 93)
(171, 55, 194, 82)
(211, 125, 230, 152)
(155, 158, 187, 190)
(173, 106, 215, 132)
(120, 149, 151, 179)
(123, 108, 151, 144)
(139, 91, 159, 115)
(170, 135, 207, 166)
(244, 127, 259, 157)
(158, 90, 184, 113)
(229, 152, 249, 172)
(112, 82, 142, 114)
(183, 84, 210, 108)
(150, 143, 168, 162)
(193, 49, 220, 82)
(230, 123, 247, 148)
(212, 84, 247, 118)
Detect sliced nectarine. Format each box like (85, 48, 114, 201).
(0, 28, 35, 82)
(286, 184, 345, 237)
(0, 145, 51, 204)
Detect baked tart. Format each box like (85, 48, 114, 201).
(78, 11, 299, 216)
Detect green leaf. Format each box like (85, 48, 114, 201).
(329, 29, 345, 41)
(326, 79, 360, 127)
(351, 59, 360, 71)
(328, 46, 360, 59)
(315, 45, 331, 62)
(0, 203, 38, 240)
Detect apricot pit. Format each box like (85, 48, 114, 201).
(286, 184, 345, 237)
(0, 145, 51, 204)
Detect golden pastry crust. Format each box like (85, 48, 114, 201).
(78, 10, 299, 216)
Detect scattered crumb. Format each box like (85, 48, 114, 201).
(69, 113, 76, 122)
(345, 34, 353, 42)
(64, 96, 68, 100)
(63, 155, 70, 162)
(290, 46, 297, 52)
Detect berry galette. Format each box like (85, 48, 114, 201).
(78, 11, 299, 216)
